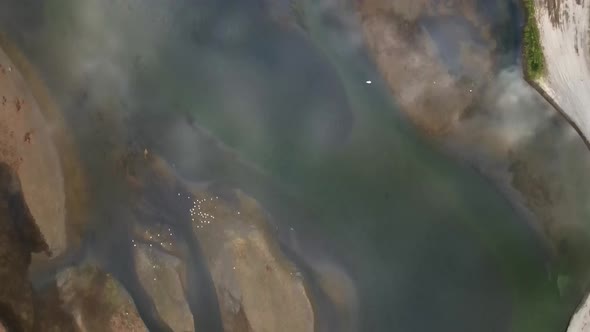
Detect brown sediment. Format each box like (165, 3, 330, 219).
(357, 3, 497, 141)
(32, 284, 77, 332)
(0, 162, 52, 332)
(46, 266, 149, 332)
(0, 33, 90, 247)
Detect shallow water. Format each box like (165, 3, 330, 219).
(0, 0, 574, 331)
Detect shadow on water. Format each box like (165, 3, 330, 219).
(0, 0, 576, 331)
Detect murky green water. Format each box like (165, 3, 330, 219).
(0, 0, 577, 330)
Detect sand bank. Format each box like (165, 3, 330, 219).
(0, 44, 67, 256)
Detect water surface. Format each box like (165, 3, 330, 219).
(0, 0, 572, 331)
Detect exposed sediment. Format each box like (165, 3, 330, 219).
(0, 42, 67, 257)
(0, 162, 52, 332)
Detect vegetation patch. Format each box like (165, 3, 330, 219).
(522, 0, 545, 79)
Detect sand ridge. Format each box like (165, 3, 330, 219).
(0, 45, 66, 257)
